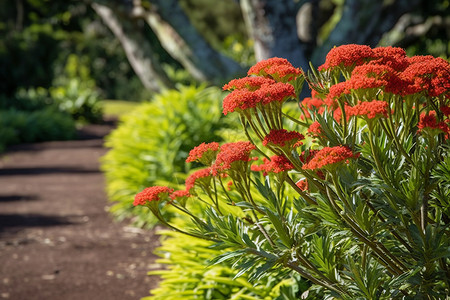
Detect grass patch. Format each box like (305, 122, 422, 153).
(101, 100, 140, 118)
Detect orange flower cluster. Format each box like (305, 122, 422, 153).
(262, 129, 304, 148)
(185, 168, 214, 192)
(319, 44, 374, 71)
(213, 141, 256, 171)
(401, 57, 450, 97)
(134, 186, 174, 206)
(301, 97, 325, 110)
(300, 97, 325, 120)
(251, 155, 294, 176)
(418, 111, 450, 137)
(223, 77, 275, 91)
(222, 81, 295, 115)
(222, 57, 301, 116)
(307, 121, 323, 138)
(186, 142, 220, 164)
(318, 45, 450, 102)
(306, 44, 450, 137)
(371, 46, 409, 70)
(248, 57, 303, 82)
(302, 146, 358, 170)
(170, 190, 191, 201)
(347, 100, 388, 119)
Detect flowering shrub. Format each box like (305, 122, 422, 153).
(137, 45, 450, 298)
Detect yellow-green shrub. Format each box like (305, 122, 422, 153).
(101, 85, 233, 227)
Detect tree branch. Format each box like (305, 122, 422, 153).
(91, 2, 174, 93)
(143, 0, 245, 84)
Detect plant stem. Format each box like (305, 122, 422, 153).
(285, 175, 317, 205)
(285, 260, 349, 296)
(365, 200, 414, 252)
(325, 186, 406, 275)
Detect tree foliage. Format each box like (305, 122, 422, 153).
(1, 0, 448, 99)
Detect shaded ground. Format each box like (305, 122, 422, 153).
(0, 121, 160, 300)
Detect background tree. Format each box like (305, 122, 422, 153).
(0, 0, 155, 100)
(1, 0, 448, 100)
(89, 0, 449, 94)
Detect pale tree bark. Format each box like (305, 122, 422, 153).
(141, 0, 245, 84)
(91, 2, 174, 93)
(240, 0, 307, 69)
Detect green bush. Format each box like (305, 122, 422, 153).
(0, 87, 53, 111)
(50, 54, 103, 124)
(101, 85, 234, 227)
(1, 54, 103, 125)
(0, 108, 76, 152)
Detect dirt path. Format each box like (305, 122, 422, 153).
(0, 122, 160, 300)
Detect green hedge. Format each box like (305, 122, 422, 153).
(0, 108, 76, 152)
(101, 85, 233, 227)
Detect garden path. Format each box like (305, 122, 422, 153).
(0, 121, 160, 300)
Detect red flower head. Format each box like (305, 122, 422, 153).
(319, 44, 374, 71)
(170, 189, 191, 201)
(418, 111, 449, 136)
(407, 55, 435, 65)
(325, 81, 349, 108)
(134, 186, 174, 206)
(169, 189, 191, 206)
(331, 104, 353, 123)
(441, 105, 450, 117)
(223, 77, 276, 91)
(401, 57, 450, 97)
(248, 57, 303, 82)
(349, 64, 393, 89)
(372, 46, 409, 70)
(222, 89, 260, 115)
(347, 100, 389, 119)
(185, 167, 214, 193)
(222, 80, 295, 115)
(186, 142, 220, 165)
(307, 121, 323, 138)
(251, 155, 294, 176)
(213, 141, 256, 171)
(301, 97, 325, 110)
(263, 129, 304, 149)
(344, 63, 407, 96)
(302, 146, 358, 170)
(259, 82, 296, 105)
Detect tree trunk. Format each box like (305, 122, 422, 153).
(143, 0, 245, 84)
(312, 0, 421, 65)
(91, 2, 174, 93)
(240, 0, 308, 69)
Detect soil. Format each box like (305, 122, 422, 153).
(0, 120, 161, 300)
